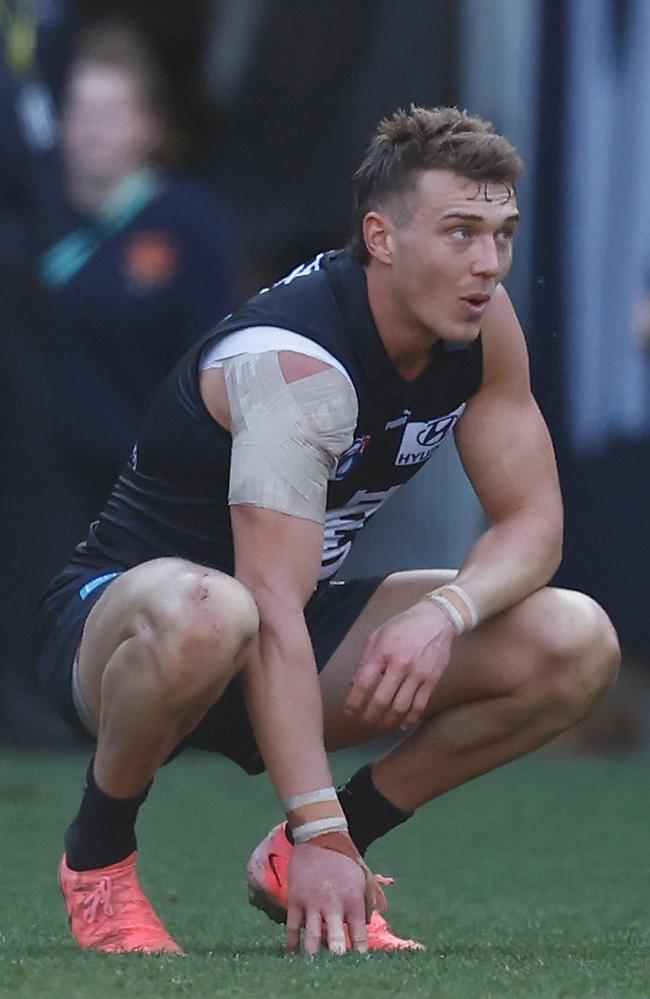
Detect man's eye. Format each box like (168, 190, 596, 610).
(451, 228, 471, 240)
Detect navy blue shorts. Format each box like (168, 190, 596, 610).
(35, 561, 383, 775)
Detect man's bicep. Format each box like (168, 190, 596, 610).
(455, 386, 562, 525)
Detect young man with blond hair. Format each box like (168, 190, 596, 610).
(36, 106, 619, 957)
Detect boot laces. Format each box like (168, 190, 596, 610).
(81, 876, 114, 923)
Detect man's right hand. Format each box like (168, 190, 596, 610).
(345, 600, 457, 731)
(285, 841, 371, 955)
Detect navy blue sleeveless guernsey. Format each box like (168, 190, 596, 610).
(68, 250, 483, 581)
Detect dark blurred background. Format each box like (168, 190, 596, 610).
(2, 0, 648, 750)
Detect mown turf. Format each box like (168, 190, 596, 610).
(1, 747, 648, 998)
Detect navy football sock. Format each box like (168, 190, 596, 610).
(64, 758, 152, 871)
(337, 763, 413, 856)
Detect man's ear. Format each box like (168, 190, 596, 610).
(362, 211, 393, 264)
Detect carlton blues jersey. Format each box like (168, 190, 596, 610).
(66, 250, 484, 581)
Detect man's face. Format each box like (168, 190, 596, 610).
(63, 64, 159, 187)
(376, 169, 519, 344)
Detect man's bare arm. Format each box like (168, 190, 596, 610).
(232, 502, 372, 954)
(231, 504, 334, 798)
(347, 287, 563, 730)
(201, 350, 371, 953)
(450, 284, 564, 616)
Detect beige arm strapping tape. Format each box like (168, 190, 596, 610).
(224, 351, 358, 523)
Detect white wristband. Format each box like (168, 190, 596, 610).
(425, 583, 480, 634)
(445, 583, 479, 628)
(282, 786, 338, 812)
(427, 593, 465, 634)
(292, 816, 349, 844)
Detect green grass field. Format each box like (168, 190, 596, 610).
(1, 747, 648, 998)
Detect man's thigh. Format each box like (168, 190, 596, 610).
(319, 569, 568, 750)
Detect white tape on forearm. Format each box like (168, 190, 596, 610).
(426, 593, 466, 634)
(445, 583, 479, 628)
(282, 786, 338, 812)
(425, 583, 479, 634)
(292, 816, 349, 844)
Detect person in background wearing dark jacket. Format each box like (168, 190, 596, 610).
(0, 0, 74, 743)
(39, 21, 240, 521)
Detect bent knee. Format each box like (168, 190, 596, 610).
(136, 568, 259, 701)
(166, 568, 259, 660)
(533, 589, 620, 716)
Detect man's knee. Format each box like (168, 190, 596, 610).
(136, 568, 259, 707)
(529, 589, 620, 722)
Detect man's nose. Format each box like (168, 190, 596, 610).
(471, 237, 500, 277)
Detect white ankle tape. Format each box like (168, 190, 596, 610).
(292, 816, 349, 844)
(282, 786, 338, 812)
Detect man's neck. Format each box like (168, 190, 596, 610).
(365, 264, 438, 381)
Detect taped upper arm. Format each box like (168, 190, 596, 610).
(224, 351, 358, 523)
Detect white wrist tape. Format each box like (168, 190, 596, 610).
(446, 584, 479, 628)
(292, 816, 349, 844)
(282, 786, 338, 812)
(427, 593, 465, 634)
(425, 583, 479, 634)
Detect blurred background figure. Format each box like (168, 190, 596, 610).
(38, 20, 240, 530)
(0, 0, 74, 743)
(0, 13, 240, 744)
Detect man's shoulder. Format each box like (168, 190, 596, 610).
(479, 285, 522, 346)
(222, 252, 346, 332)
(471, 285, 532, 397)
(261, 250, 346, 297)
